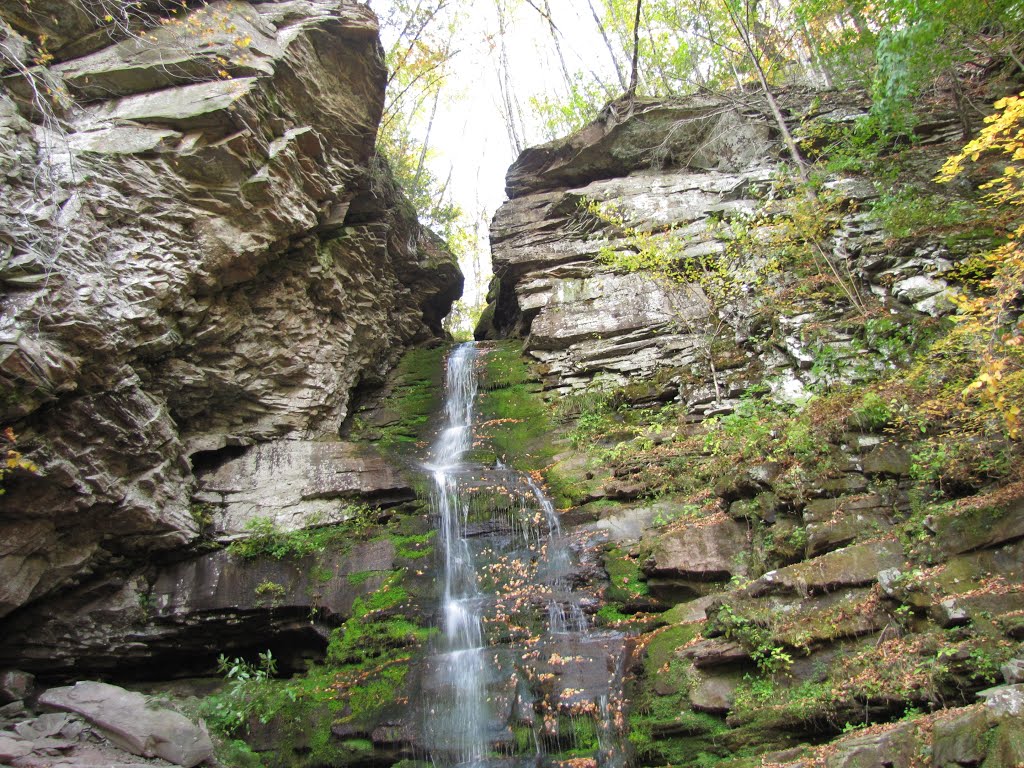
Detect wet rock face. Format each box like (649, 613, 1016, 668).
(0, 0, 461, 619)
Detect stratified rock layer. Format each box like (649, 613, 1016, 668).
(0, 0, 461, 620)
(482, 90, 964, 400)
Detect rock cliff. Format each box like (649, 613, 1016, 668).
(0, 0, 460, 630)
(480, 89, 964, 407)
(477, 85, 1024, 768)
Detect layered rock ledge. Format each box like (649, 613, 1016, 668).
(0, 0, 461, 624)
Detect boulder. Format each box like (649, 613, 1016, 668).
(0, 669, 34, 703)
(38, 681, 213, 767)
(861, 443, 912, 476)
(931, 706, 990, 767)
(1001, 658, 1024, 685)
(689, 672, 741, 714)
(825, 720, 922, 768)
(678, 639, 749, 668)
(980, 684, 1024, 719)
(932, 493, 1024, 555)
(645, 515, 748, 581)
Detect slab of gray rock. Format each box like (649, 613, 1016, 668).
(0, 732, 33, 761)
(979, 684, 1024, 719)
(688, 672, 740, 714)
(644, 515, 748, 581)
(196, 439, 414, 534)
(862, 443, 912, 476)
(13, 712, 74, 740)
(38, 681, 213, 767)
(745, 539, 904, 597)
(1002, 658, 1024, 684)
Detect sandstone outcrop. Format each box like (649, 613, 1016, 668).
(0, 0, 461, 623)
(480, 90, 966, 405)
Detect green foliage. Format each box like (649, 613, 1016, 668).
(850, 391, 894, 431)
(216, 738, 266, 768)
(227, 511, 374, 561)
(871, 188, 979, 242)
(254, 580, 286, 606)
(713, 603, 793, 676)
(200, 568, 432, 765)
(198, 651, 278, 734)
(1, 428, 37, 496)
(189, 502, 215, 529)
(800, 114, 901, 177)
(531, 74, 612, 141)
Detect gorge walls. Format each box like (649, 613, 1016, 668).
(479, 89, 966, 406)
(477, 85, 1024, 768)
(0, 0, 460, 660)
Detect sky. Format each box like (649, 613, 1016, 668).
(378, 1, 623, 307)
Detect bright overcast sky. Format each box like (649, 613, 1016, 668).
(379, 1, 620, 305)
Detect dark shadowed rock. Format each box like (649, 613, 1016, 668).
(0, 538, 401, 677)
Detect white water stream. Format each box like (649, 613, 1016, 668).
(420, 342, 627, 767)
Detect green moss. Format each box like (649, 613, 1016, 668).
(202, 564, 434, 767)
(543, 463, 588, 508)
(345, 570, 382, 586)
(215, 738, 266, 768)
(603, 546, 649, 605)
(227, 511, 375, 561)
(981, 719, 1024, 768)
(386, 530, 437, 560)
(476, 341, 558, 470)
(645, 623, 699, 672)
(356, 344, 447, 455)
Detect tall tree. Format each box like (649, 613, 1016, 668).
(627, 0, 642, 97)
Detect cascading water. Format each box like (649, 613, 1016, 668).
(423, 343, 488, 764)
(419, 342, 628, 767)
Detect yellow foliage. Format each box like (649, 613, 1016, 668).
(1, 427, 38, 495)
(937, 92, 1024, 440)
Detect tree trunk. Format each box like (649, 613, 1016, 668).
(541, 0, 575, 94)
(627, 0, 642, 97)
(722, 0, 809, 181)
(586, 0, 628, 90)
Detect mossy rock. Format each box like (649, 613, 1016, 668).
(350, 344, 447, 456)
(475, 341, 559, 471)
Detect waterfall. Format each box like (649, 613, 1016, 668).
(419, 342, 628, 767)
(424, 343, 488, 764)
